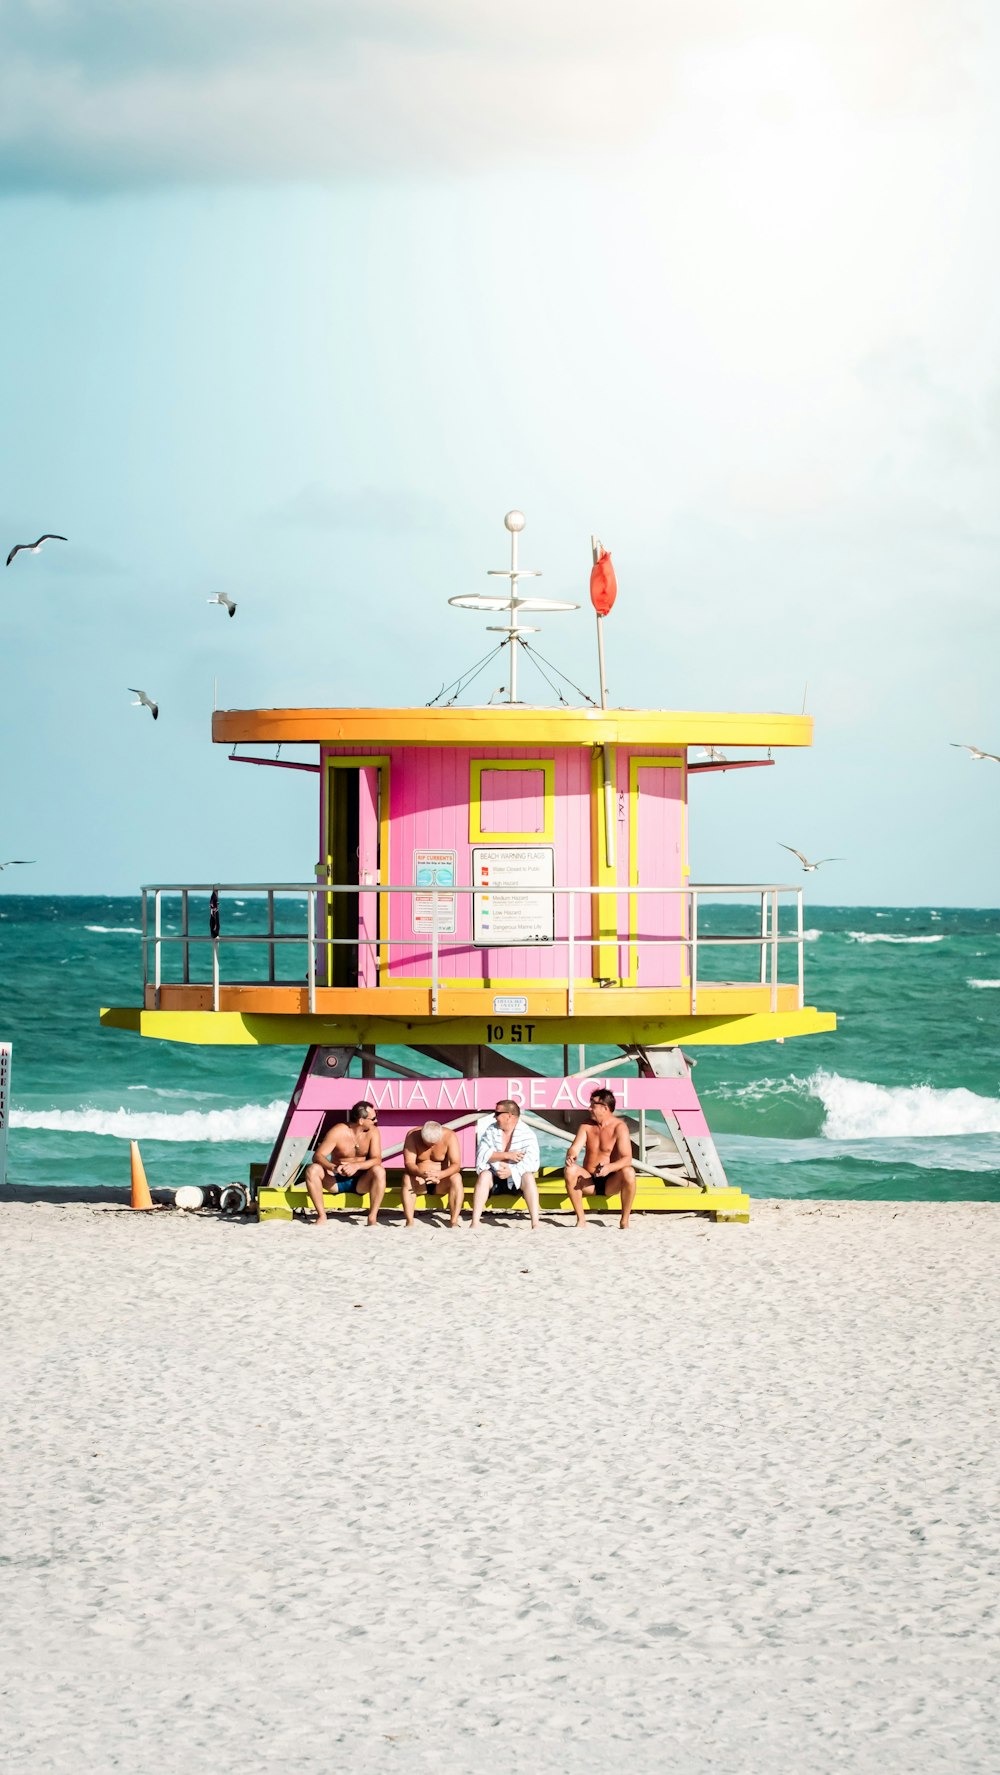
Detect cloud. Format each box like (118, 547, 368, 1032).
(0, 0, 982, 192)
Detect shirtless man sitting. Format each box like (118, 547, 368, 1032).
(564, 1087, 638, 1229)
(304, 1101, 387, 1226)
(401, 1121, 465, 1227)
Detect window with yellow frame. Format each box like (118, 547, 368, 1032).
(469, 758, 555, 843)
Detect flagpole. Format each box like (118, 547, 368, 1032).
(591, 534, 615, 870)
(591, 534, 609, 711)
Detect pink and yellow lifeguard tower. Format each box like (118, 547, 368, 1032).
(102, 512, 834, 1220)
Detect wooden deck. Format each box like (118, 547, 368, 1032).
(144, 981, 806, 1017)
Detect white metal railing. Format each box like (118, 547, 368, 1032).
(139, 882, 806, 1016)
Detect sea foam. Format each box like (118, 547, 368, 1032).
(10, 1101, 286, 1142)
(715, 1071, 1000, 1141)
(84, 925, 142, 935)
(968, 979, 1000, 989)
(846, 932, 944, 945)
(809, 1070, 1000, 1139)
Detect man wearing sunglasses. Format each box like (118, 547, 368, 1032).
(304, 1100, 387, 1226)
(471, 1099, 541, 1230)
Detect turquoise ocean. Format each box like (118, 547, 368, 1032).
(1, 896, 998, 1201)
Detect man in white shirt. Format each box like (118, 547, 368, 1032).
(472, 1099, 541, 1230)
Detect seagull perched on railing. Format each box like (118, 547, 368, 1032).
(129, 687, 159, 721)
(779, 844, 842, 872)
(0, 858, 34, 870)
(6, 534, 67, 567)
(950, 742, 1000, 763)
(207, 593, 237, 618)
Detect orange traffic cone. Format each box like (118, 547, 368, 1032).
(130, 1140, 153, 1210)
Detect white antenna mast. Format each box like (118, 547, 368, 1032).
(448, 510, 578, 704)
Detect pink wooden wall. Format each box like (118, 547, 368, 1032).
(389, 746, 591, 981)
(319, 743, 686, 985)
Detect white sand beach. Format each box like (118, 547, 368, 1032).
(1, 1200, 997, 1774)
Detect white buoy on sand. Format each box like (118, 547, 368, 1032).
(174, 1185, 204, 1211)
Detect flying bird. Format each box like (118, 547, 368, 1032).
(0, 859, 34, 870)
(779, 844, 842, 873)
(950, 743, 1000, 763)
(6, 534, 67, 567)
(699, 746, 728, 762)
(208, 594, 237, 618)
(129, 688, 159, 721)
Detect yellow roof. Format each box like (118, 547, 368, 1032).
(212, 706, 813, 748)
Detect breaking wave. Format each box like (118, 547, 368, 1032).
(711, 1071, 1000, 1140)
(809, 1071, 1000, 1139)
(10, 1101, 286, 1142)
(846, 932, 944, 945)
(84, 925, 142, 935)
(968, 979, 1000, 989)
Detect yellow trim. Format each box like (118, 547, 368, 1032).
(101, 1004, 836, 1047)
(323, 755, 390, 982)
(469, 758, 555, 843)
(214, 708, 815, 750)
(590, 746, 619, 982)
(627, 756, 687, 987)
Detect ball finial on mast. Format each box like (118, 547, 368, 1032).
(504, 510, 526, 534)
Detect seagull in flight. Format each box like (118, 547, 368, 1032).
(698, 746, 728, 762)
(129, 688, 159, 721)
(0, 859, 34, 870)
(950, 743, 1000, 763)
(6, 534, 67, 567)
(779, 844, 842, 873)
(207, 594, 237, 618)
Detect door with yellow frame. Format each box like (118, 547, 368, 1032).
(323, 759, 389, 988)
(629, 757, 687, 987)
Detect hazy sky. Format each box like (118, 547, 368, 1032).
(1, 1, 997, 901)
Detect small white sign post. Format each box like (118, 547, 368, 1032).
(0, 1043, 11, 1188)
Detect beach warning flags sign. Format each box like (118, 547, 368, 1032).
(589, 548, 617, 616)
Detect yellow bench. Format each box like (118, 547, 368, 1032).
(255, 1166, 750, 1223)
